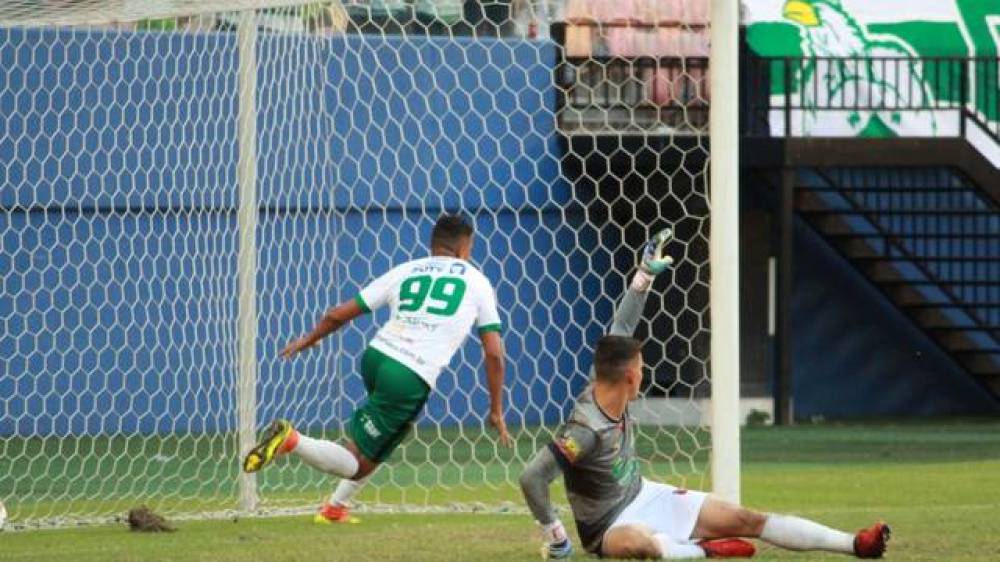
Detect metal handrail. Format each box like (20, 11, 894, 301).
(744, 55, 1000, 142)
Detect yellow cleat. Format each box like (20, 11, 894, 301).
(242, 419, 295, 473)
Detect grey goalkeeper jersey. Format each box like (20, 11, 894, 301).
(549, 390, 642, 554)
(547, 288, 648, 553)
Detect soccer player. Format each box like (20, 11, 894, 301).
(519, 229, 891, 559)
(244, 214, 511, 523)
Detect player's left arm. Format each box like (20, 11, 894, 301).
(480, 331, 511, 446)
(477, 280, 512, 447)
(607, 227, 674, 338)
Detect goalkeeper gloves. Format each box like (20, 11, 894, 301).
(546, 539, 573, 560)
(540, 520, 574, 559)
(632, 227, 674, 291)
(640, 227, 675, 275)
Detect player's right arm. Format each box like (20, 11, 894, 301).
(280, 299, 365, 358)
(281, 265, 400, 359)
(519, 422, 598, 559)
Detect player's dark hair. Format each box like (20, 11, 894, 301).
(593, 335, 642, 383)
(431, 214, 474, 254)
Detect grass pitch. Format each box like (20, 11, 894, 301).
(2, 420, 999, 561)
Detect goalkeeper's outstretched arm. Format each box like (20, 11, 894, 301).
(583, 225, 675, 383)
(609, 227, 673, 338)
(608, 284, 651, 337)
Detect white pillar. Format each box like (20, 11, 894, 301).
(709, 0, 741, 505)
(236, 9, 259, 513)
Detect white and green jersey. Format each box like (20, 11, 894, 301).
(354, 256, 502, 388)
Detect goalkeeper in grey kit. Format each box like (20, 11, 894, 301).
(518, 229, 891, 559)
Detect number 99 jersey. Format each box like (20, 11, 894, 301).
(353, 256, 502, 388)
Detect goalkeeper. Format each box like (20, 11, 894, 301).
(519, 229, 891, 559)
(243, 214, 511, 524)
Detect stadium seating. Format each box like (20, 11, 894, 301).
(563, 0, 707, 26)
(559, 0, 711, 113)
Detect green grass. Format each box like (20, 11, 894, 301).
(2, 420, 999, 561)
(0, 425, 710, 521)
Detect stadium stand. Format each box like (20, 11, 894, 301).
(744, 55, 1000, 403)
(555, 0, 711, 133)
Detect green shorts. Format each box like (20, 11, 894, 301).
(349, 346, 430, 463)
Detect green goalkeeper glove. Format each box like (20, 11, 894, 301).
(639, 227, 674, 275)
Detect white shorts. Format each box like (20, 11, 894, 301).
(606, 479, 708, 544)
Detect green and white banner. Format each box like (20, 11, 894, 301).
(744, 0, 1000, 139)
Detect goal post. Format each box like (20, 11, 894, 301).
(236, 9, 260, 514)
(709, 0, 742, 505)
(0, 0, 740, 528)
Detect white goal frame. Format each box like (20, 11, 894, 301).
(0, 0, 742, 525)
(225, 1, 742, 511)
(708, 0, 742, 505)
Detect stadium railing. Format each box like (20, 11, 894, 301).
(740, 54, 1000, 398)
(743, 55, 1000, 145)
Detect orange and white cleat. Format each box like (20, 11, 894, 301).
(854, 522, 891, 558)
(701, 538, 756, 558)
(313, 503, 360, 525)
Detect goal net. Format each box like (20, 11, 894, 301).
(0, 0, 723, 528)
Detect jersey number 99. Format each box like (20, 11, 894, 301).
(398, 275, 467, 316)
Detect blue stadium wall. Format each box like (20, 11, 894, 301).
(790, 219, 999, 418)
(7, 29, 989, 439)
(0, 29, 605, 437)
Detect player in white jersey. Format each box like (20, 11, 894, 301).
(242, 215, 510, 523)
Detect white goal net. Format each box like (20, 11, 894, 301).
(0, 0, 727, 528)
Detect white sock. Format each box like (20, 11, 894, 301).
(654, 534, 706, 559)
(290, 435, 359, 478)
(329, 474, 371, 507)
(760, 514, 854, 553)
